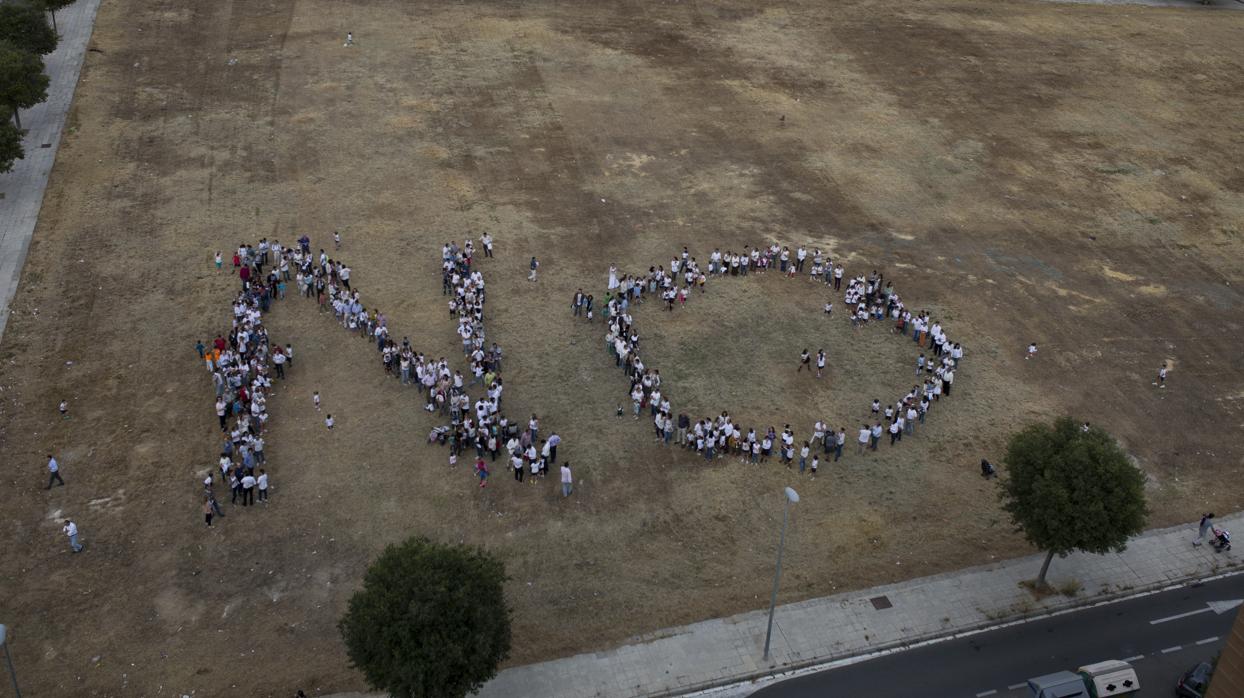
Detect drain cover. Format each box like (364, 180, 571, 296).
(41, 143, 51, 148)
(870, 595, 893, 610)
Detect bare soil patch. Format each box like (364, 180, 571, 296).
(1, 0, 1242, 695)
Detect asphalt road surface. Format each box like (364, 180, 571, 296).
(752, 573, 1244, 698)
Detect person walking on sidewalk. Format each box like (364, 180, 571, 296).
(63, 519, 83, 552)
(46, 454, 65, 489)
(1194, 513, 1215, 546)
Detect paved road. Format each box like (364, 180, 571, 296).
(752, 573, 1243, 698)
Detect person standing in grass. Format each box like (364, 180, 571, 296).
(560, 462, 573, 497)
(475, 458, 489, 487)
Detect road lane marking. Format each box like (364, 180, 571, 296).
(1196, 636, 1220, 645)
(1150, 608, 1212, 624)
(1161, 645, 1183, 653)
(684, 570, 1244, 698)
(976, 691, 998, 697)
(1008, 683, 1027, 690)
(1124, 655, 1145, 662)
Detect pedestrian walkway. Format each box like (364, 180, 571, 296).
(0, 0, 102, 340)
(458, 513, 1244, 698)
(325, 514, 1244, 698)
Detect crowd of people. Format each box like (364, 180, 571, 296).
(600, 243, 965, 473)
(200, 241, 290, 525)
(204, 234, 570, 518)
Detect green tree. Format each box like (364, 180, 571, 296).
(339, 536, 512, 698)
(40, 0, 77, 35)
(0, 117, 23, 173)
(0, 43, 49, 130)
(0, 2, 57, 56)
(1000, 416, 1148, 589)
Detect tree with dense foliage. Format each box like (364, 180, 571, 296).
(0, 118, 22, 173)
(1000, 416, 1148, 588)
(40, 0, 77, 35)
(0, 2, 57, 56)
(0, 43, 49, 130)
(339, 536, 512, 698)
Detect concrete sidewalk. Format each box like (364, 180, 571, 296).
(461, 514, 1243, 698)
(0, 0, 102, 340)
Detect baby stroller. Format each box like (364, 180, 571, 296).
(1212, 526, 1232, 552)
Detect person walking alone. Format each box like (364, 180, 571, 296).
(63, 519, 83, 552)
(46, 454, 65, 489)
(528, 256, 539, 282)
(560, 462, 573, 497)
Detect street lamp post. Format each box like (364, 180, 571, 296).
(763, 487, 799, 661)
(0, 624, 22, 698)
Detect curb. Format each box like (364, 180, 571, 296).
(657, 560, 1244, 698)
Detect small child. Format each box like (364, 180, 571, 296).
(475, 459, 489, 488)
(810, 455, 819, 476)
(334, 231, 341, 249)
(449, 451, 458, 467)
(58, 400, 69, 419)
(285, 343, 293, 367)
(215, 251, 223, 270)
(1155, 365, 1167, 388)
(344, 32, 354, 47)
(325, 413, 334, 429)
(313, 391, 321, 410)
(823, 301, 833, 317)
(1026, 342, 1038, 360)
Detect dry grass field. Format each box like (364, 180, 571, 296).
(1, 0, 1242, 694)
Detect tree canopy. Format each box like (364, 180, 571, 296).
(0, 118, 23, 173)
(0, 42, 49, 130)
(338, 536, 512, 698)
(1000, 416, 1148, 587)
(0, 2, 57, 56)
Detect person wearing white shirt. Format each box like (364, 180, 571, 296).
(63, 519, 83, 552)
(240, 473, 256, 506)
(560, 463, 573, 497)
(46, 454, 65, 488)
(857, 426, 870, 455)
(257, 470, 269, 502)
